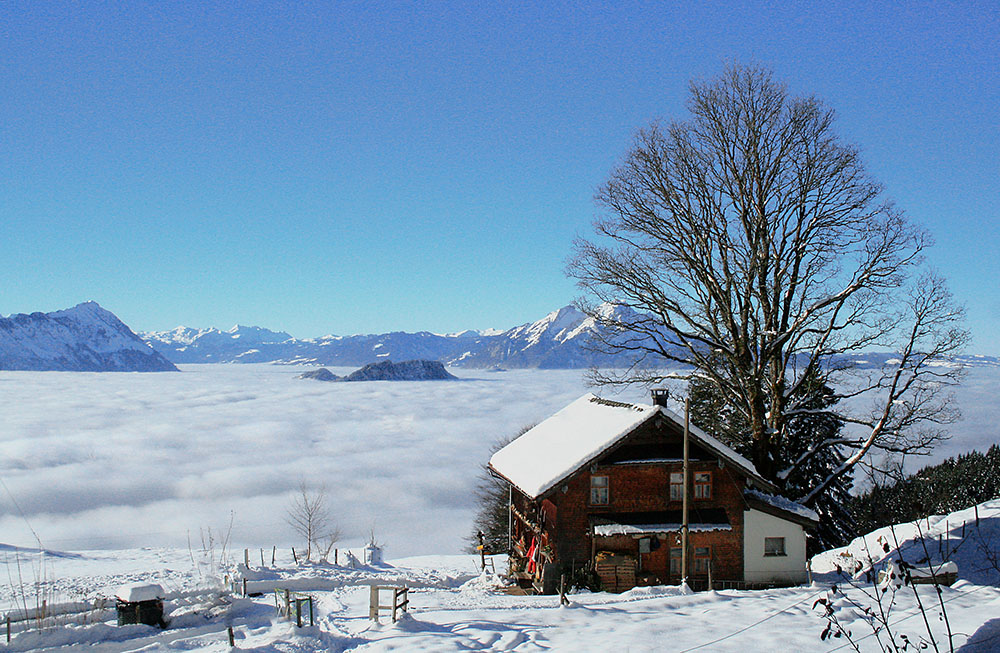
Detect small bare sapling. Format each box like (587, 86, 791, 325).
(286, 483, 341, 562)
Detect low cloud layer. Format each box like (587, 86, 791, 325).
(0, 366, 612, 555)
(1, 365, 996, 557)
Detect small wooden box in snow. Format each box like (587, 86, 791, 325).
(115, 583, 166, 628)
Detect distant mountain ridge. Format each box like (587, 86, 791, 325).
(141, 305, 642, 369)
(141, 305, 1000, 371)
(0, 302, 178, 372)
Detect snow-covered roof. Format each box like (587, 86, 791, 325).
(489, 394, 659, 498)
(115, 582, 164, 602)
(489, 393, 774, 499)
(745, 489, 820, 524)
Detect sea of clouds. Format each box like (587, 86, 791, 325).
(0, 364, 996, 557)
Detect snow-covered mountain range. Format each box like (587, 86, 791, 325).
(5, 302, 995, 372)
(0, 302, 178, 372)
(140, 305, 1000, 370)
(141, 305, 643, 369)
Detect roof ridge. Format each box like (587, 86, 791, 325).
(589, 396, 644, 411)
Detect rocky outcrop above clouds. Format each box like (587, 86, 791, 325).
(297, 360, 457, 382)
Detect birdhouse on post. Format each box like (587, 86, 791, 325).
(115, 583, 167, 628)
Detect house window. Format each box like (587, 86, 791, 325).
(764, 537, 786, 557)
(669, 547, 682, 575)
(669, 472, 683, 501)
(694, 546, 712, 574)
(694, 472, 712, 499)
(590, 475, 609, 505)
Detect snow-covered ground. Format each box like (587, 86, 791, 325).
(2, 501, 1000, 651)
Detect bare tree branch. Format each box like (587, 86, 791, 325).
(286, 482, 339, 563)
(568, 63, 968, 495)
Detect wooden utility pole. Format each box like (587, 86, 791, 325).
(507, 485, 513, 554)
(681, 397, 690, 585)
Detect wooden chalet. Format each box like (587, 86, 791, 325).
(488, 392, 819, 593)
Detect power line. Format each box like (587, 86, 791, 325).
(678, 589, 824, 652)
(0, 475, 44, 550)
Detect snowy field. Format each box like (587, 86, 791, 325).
(0, 501, 998, 652)
(1, 364, 998, 557)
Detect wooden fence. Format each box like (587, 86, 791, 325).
(368, 585, 409, 623)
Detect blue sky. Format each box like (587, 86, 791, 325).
(2, 2, 998, 351)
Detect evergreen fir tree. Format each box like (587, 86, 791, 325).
(779, 376, 854, 552)
(689, 367, 854, 552)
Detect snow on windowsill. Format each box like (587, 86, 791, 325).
(594, 523, 732, 536)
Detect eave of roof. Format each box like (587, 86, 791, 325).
(744, 490, 820, 528)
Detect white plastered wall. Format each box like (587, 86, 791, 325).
(743, 508, 809, 584)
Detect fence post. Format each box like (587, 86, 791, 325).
(244, 548, 249, 567)
(309, 597, 314, 626)
(335, 549, 338, 565)
(242, 578, 247, 597)
(478, 531, 486, 571)
(260, 549, 265, 567)
(272, 546, 276, 566)
(284, 590, 290, 617)
(227, 626, 234, 647)
(369, 585, 378, 621)
(6, 613, 10, 643)
(295, 599, 302, 628)
(292, 548, 298, 564)
(708, 560, 713, 590)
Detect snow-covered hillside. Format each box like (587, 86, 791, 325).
(813, 500, 1000, 586)
(0, 302, 177, 372)
(2, 502, 999, 652)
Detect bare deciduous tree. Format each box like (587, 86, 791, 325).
(286, 483, 341, 562)
(568, 64, 968, 504)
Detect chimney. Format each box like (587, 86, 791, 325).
(650, 388, 669, 407)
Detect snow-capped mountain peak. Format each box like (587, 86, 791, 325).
(506, 305, 587, 346)
(0, 302, 178, 371)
